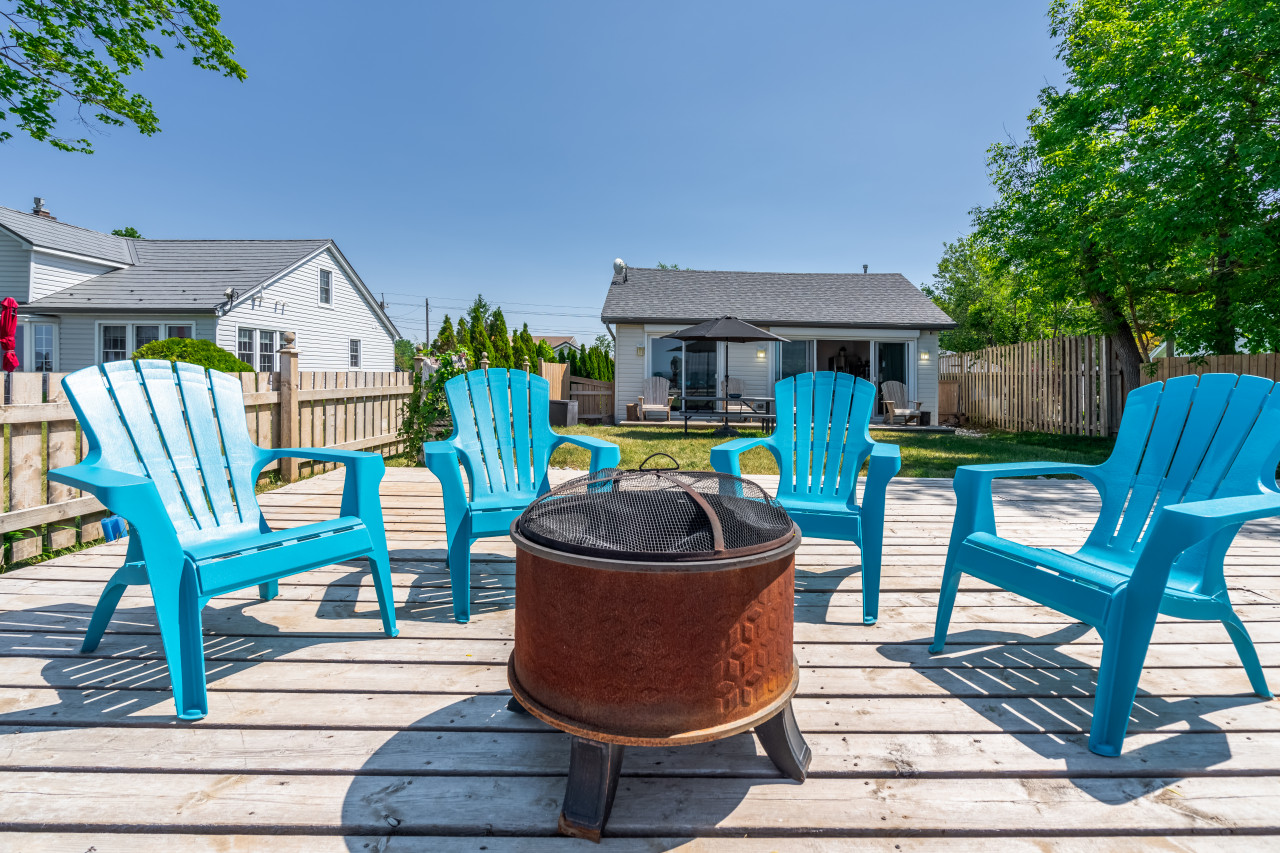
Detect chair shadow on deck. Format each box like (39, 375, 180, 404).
(794, 554, 863, 625)
(318, 548, 516, 624)
(875, 624, 1262, 803)
(340, 692, 774, 845)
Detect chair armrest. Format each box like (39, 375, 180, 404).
(48, 464, 183, 561)
(710, 436, 774, 477)
(49, 463, 157, 505)
(1157, 493, 1280, 545)
(422, 440, 470, 511)
(552, 434, 621, 473)
(951, 462, 1104, 542)
(259, 447, 382, 466)
(857, 442, 901, 509)
(256, 448, 384, 519)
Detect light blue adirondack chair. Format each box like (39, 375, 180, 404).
(423, 368, 621, 622)
(710, 372, 902, 624)
(49, 360, 398, 721)
(933, 374, 1280, 756)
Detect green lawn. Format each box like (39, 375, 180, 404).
(547, 424, 1114, 478)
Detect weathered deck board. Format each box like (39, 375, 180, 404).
(0, 470, 1277, 848)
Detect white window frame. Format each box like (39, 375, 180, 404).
(133, 324, 163, 351)
(236, 326, 282, 373)
(95, 320, 203, 365)
(319, 268, 334, 307)
(166, 324, 193, 339)
(349, 338, 361, 369)
(17, 320, 58, 372)
(98, 322, 130, 364)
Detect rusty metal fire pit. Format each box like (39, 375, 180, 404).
(506, 460, 811, 840)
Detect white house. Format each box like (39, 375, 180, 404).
(0, 200, 400, 373)
(601, 263, 957, 423)
(532, 335, 580, 358)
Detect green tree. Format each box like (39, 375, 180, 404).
(1, 0, 247, 153)
(431, 314, 456, 355)
(466, 299, 493, 368)
(486, 307, 514, 368)
(519, 324, 537, 365)
(132, 337, 251, 372)
(111, 226, 143, 238)
(400, 347, 469, 451)
(534, 339, 555, 362)
(455, 317, 471, 362)
(656, 262, 682, 269)
(593, 333, 614, 357)
(393, 338, 415, 371)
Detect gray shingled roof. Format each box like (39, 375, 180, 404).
(24, 239, 330, 311)
(601, 267, 956, 329)
(0, 206, 133, 265)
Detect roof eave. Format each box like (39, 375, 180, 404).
(601, 315, 957, 331)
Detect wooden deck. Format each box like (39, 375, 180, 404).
(0, 467, 1277, 850)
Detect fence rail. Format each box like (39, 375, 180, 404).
(938, 334, 1128, 436)
(1, 365, 411, 569)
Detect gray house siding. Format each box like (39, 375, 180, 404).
(58, 313, 215, 372)
(215, 248, 395, 371)
(0, 231, 28, 302)
(30, 251, 117, 301)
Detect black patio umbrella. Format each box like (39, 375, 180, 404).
(662, 317, 789, 435)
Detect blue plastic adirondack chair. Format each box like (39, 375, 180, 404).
(933, 373, 1280, 756)
(423, 368, 621, 622)
(48, 360, 398, 721)
(710, 372, 902, 624)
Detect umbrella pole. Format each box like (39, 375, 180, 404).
(713, 345, 739, 438)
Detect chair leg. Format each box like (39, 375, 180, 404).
(81, 562, 148, 653)
(447, 517, 473, 623)
(1089, 605, 1158, 757)
(860, 529, 882, 626)
(258, 580, 279, 601)
(1220, 608, 1273, 699)
(368, 547, 399, 638)
(151, 563, 209, 721)
(930, 559, 964, 654)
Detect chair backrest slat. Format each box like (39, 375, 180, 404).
(793, 373, 815, 496)
(640, 376, 670, 404)
(809, 372, 836, 490)
(773, 376, 797, 488)
(446, 369, 556, 497)
(208, 367, 263, 524)
(774, 372, 877, 502)
(174, 363, 239, 526)
(820, 373, 855, 498)
(881, 380, 909, 408)
(138, 362, 218, 530)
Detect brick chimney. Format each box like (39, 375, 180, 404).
(32, 197, 55, 220)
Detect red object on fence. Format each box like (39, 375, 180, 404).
(0, 297, 18, 373)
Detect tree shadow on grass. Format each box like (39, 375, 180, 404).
(876, 624, 1261, 803)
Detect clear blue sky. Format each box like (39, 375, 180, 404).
(4, 1, 1065, 344)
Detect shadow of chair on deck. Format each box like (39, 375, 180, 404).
(794, 552, 864, 625)
(875, 624, 1262, 803)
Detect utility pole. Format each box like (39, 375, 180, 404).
(425, 297, 430, 347)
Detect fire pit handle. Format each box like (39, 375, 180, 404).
(638, 452, 680, 471)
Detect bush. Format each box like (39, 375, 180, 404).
(132, 337, 254, 372)
(399, 347, 470, 454)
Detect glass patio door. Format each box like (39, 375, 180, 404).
(875, 341, 908, 419)
(683, 340, 718, 411)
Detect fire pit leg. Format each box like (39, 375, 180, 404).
(506, 696, 531, 714)
(557, 736, 625, 842)
(755, 701, 811, 781)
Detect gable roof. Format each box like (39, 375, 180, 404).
(533, 335, 578, 349)
(0, 206, 133, 265)
(601, 267, 956, 330)
(26, 239, 330, 311)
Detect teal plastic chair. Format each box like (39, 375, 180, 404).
(49, 360, 398, 721)
(710, 372, 902, 624)
(423, 368, 621, 622)
(934, 373, 1280, 756)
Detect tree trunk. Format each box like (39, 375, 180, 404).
(1081, 242, 1145, 394)
(1209, 252, 1238, 355)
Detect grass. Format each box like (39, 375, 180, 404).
(547, 424, 1115, 478)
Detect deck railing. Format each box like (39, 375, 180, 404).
(1, 360, 411, 569)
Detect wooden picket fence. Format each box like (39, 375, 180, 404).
(1140, 353, 1280, 385)
(0, 366, 411, 569)
(938, 334, 1129, 436)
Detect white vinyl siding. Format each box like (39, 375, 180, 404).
(214, 248, 395, 371)
(0, 232, 30, 302)
(916, 331, 940, 421)
(613, 324, 646, 421)
(30, 250, 116, 301)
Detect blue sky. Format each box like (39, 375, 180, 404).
(4, 1, 1065, 344)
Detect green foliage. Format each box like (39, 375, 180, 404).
(592, 333, 614, 356)
(486, 308, 514, 368)
(454, 317, 471, 358)
(111, 226, 143, 238)
(968, 0, 1280, 368)
(393, 338, 415, 372)
(656, 262, 683, 270)
(466, 299, 493, 368)
(533, 338, 555, 362)
(132, 337, 252, 371)
(399, 347, 469, 452)
(0, 0, 247, 153)
(432, 314, 456, 355)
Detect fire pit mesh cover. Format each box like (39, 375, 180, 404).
(516, 469, 794, 561)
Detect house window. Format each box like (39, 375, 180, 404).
(258, 330, 277, 372)
(319, 270, 332, 305)
(167, 324, 193, 339)
(30, 322, 54, 368)
(135, 325, 161, 350)
(102, 325, 128, 362)
(237, 328, 255, 366)
(349, 339, 361, 368)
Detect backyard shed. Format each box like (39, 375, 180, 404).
(601, 264, 956, 424)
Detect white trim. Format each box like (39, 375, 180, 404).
(349, 338, 361, 368)
(15, 318, 58, 372)
(318, 268, 334, 309)
(30, 246, 129, 270)
(235, 324, 284, 372)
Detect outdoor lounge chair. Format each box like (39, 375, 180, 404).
(638, 376, 673, 420)
(879, 379, 920, 424)
(932, 373, 1280, 756)
(49, 360, 398, 721)
(710, 371, 901, 624)
(723, 377, 754, 415)
(424, 368, 621, 622)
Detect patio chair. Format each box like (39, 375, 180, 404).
(424, 368, 621, 622)
(710, 372, 901, 624)
(722, 377, 753, 415)
(48, 360, 398, 721)
(932, 373, 1280, 756)
(638, 376, 673, 420)
(879, 379, 920, 424)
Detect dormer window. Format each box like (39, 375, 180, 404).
(319, 269, 333, 305)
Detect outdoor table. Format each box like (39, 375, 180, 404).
(677, 395, 775, 434)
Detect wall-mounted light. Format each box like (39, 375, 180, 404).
(919, 350, 930, 361)
(756, 346, 767, 360)
(636, 346, 645, 357)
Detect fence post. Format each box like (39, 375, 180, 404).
(278, 332, 300, 483)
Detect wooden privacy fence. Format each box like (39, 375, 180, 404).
(1141, 353, 1280, 385)
(1, 360, 411, 569)
(939, 334, 1128, 436)
(568, 375, 615, 423)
